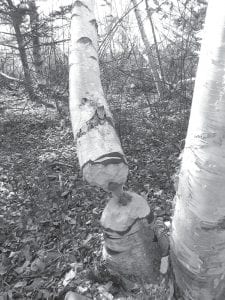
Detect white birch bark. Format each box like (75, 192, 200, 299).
(69, 0, 128, 191)
(171, 1, 225, 298)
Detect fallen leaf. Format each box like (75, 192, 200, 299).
(69, 175, 78, 181)
(82, 234, 92, 246)
(47, 174, 57, 180)
(98, 291, 113, 300)
(68, 218, 76, 225)
(61, 190, 70, 197)
(14, 281, 27, 288)
(22, 244, 32, 261)
(9, 251, 19, 258)
(63, 214, 76, 225)
(63, 269, 77, 287)
(154, 190, 163, 196)
(31, 257, 45, 272)
(15, 260, 30, 274)
(64, 291, 90, 300)
(0, 264, 7, 275)
(29, 277, 44, 288)
(92, 208, 99, 215)
(39, 290, 51, 298)
(77, 286, 88, 294)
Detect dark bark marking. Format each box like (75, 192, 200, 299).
(95, 152, 126, 160)
(90, 55, 97, 61)
(71, 13, 80, 18)
(81, 97, 88, 105)
(217, 217, 225, 230)
(96, 105, 106, 119)
(90, 19, 98, 30)
(74, 0, 90, 11)
(105, 246, 124, 255)
(77, 106, 114, 138)
(77, 37, 93, 45)
(102, 216, 152, 236)
(93, 158, 125, 165)
(103, 232, 121, 239)
(82, 152, 127, 169)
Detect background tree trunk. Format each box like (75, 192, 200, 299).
(12, 12, 37, 102)
(131, 0, 164, 100)
(5, 0, 53, 107)
(28, 0, 44, 85)
(145, 0, 165, 86)
(171, 1, 225, 299)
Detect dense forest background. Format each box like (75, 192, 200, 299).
(0, 0, 207, 299)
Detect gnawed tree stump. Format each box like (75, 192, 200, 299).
(101, 191, 162, 283)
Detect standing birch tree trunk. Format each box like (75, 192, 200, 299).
(131, 0, 164, 100)
(69, 0, 169, 285)
(171, 1, 225, 298)
(145, 0, 165, 86)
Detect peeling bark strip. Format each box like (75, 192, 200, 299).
(69, 0, 128, 190)
(82, 152, 127, 168)
(77, 105, 114, 138)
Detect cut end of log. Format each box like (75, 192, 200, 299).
(83, 161, 128, 191)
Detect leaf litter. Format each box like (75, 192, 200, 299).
(0, 89, 188, 299)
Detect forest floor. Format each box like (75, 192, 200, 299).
(0, 88, 189, 299)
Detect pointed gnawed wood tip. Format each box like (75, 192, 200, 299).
(100, 191, 150, 231)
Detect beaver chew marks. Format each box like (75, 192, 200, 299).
(83, 152, 128, 191)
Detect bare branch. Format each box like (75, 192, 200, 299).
(0, 31, 16, 36)
(0, 71, 23, 82)
(0, 42, 18, 49)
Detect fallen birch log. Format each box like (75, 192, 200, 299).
(69, 0, 128, 191)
